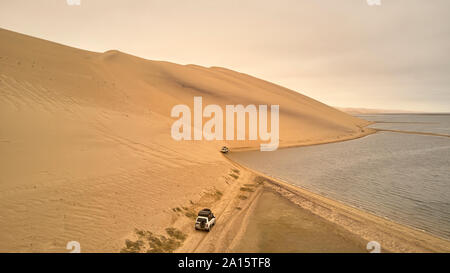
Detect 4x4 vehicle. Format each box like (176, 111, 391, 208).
(195, 208, 216, 232)
(220, 146, 229, 154)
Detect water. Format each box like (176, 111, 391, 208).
(229, 114, 450, 239)
(363, 114, 450, 135)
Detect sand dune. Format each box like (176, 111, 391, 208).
(0, 28, 370, 252)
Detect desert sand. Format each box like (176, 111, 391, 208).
(335, 107, 416, 115)
(2, 28, 444, 253)
(226, 165, 450, 253)
(231, 190, 367, 253)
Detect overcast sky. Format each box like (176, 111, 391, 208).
(1, 0, 449, 112)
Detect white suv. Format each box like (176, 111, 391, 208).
(195, 209, 216, 232)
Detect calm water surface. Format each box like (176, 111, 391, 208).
(229, 114, 450, 239)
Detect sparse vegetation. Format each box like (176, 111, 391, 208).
(232, 169, 240, 174)
(184, 211, 196, 219)
(146, 235, 181, 253)
(121, 228, 187, 253)
(254, 176, 266, 184)
(238, 195, 248, 200)
(166, 227, 187, 241)
(230, 173, 239, 179)
(240, 187, 254, 192)
(203, 188, 223, 201)
(121, 239, 144, 253)
(236, 207, 242, 210)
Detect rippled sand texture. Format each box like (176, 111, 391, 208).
(0, 28, 370, 252)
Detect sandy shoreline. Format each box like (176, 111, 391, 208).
(231, 190, 368, 253)
(230, 125, 376, 153)
(173, 128, 450, 253)
(217, 150, 450, 253)
(173, 129, 376, 253)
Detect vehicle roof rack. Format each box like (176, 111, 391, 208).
(198, 208, 212, 217)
